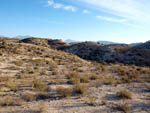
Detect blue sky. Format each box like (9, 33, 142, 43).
(0, 0, 150, 43)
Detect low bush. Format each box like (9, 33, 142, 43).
(117, 103, 130, 113)
(32, 79, 48, 92)
(0, 96, 23, 106)
(57, 86, 72, 98)
(74, 84, 87, 96)
(116, 90, 132, 99)
(68, 77, 80, 85)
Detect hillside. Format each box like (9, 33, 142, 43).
(133, 40, 150, 49)
(0, 37, 149, 113)
(59, 41, 150, 66)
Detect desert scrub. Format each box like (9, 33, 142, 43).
(85, 96, 97, 106)
(74, 84, 87, 96)
(117, 103, 130, 113)
(55, 79, 65, 85)
(90, 74, 100, 80)
(123, 75, 133, 83)
(22, 91, 36, 102)
(13, 60, 23, 66)
(6, 79, 18, 92)
(7, 65, 20, 70)
(80, 74, 90, 83)
(57, 86, 72, 98)
(68, 77, 80, 85)
(38, 101, 47, 113)
(104, 76, 117, 85)
(25, 66, 34, 74)
(0, 76, 10, 82)
(66, 72, 79, 79)
(116, 90, 132, 99)
(32, 79, 48, 92)
(0, 96, 23, 106)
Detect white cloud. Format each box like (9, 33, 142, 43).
(47, 0, 77, 12)
(83, 9, 91, 14)
(64, 6, 77, 12)
(76, 0, 150, 23)
(53, 3, 63, 8)
(96, 16, 126, 23)
(48, 0, 54, 6)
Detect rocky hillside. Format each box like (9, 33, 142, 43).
(59, 41, 150, 66)
(59, 41, 114, 62)
(133, 40, 150, 49)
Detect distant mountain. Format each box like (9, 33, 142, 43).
(14, 35, 31, 39)
(97, 41, 121, 45)
(65, 40, 121, 45)
(130, 42, 143, 47)
(64, 39, 79, 43)
(0, 35, 5, 37)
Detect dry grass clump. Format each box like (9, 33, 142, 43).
(68, 74, 90, 84)
(101, 65, 107, 73)
(80, 74, 90, 83)
(24, 66, 34, 74)
(116, 90, 132, 99)
(113, 65, 140, 83)
(117, 102, 130, 113)
(103, 76, 117, 85)
(90, 74, 100, 80)
(7, 65, 20, 70)
(22, 91, 51, 101)
(35, 92, 51, 100)
(101, 97, 107, 105)
(22, 92, 36, 102)
(57, 86, 72, 98)
(17, 73, 31, 79)
(32, 79, 48, 92)
(13, 60, 24, 66)
(6, 79, 18, 92)
(74, 84, 87, 96)
(0, 76, 10, 82)
(85, 96, 97, 106)
(38, 101, 47, 113)
(68, 77, 80, 85)
(55, 79, 65, 85)
(123, 75, 133, 83)
(0, 96, 23, 106)
(66, 72, 79, 79)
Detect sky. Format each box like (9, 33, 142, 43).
(0, 0, 150, 43)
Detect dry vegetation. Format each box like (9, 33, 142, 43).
(0, 37, 149, 113)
